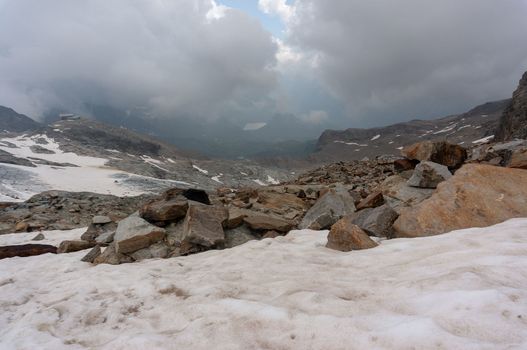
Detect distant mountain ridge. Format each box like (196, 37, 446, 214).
(0, 106, 41, 132)
(311, 99, 509, 162)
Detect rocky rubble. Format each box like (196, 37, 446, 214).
(0, 191, 152, 234)
(4, 136, 527, 262)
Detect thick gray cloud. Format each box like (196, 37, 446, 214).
(287, 0, 527, 126)
(0, 0, 278, 119)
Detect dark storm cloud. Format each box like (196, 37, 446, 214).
(0, 0, 278, 119)
(287, 0, 527, 126)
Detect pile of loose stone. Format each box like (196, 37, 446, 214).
(4, 138, 527, 262)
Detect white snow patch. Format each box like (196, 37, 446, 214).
(211, 174, 223, 184)
(0, 135, 149, 197)
(243, 122, 267, 131)
(396, 146, 404, 150)
(388, 141, 394, 144)
(166, 158, 176, 164)
(458, 125, 471, 131)
(240, 171, 248, 176)
(106, 149, 121, 153)
(334, 141, 368, 147)
(472, 135, 494, 144)
(266, 175, 280, 185)
(1, 219, 527, 349)
(433, 123, 457, 135)
(253, 179, 266, 186)
(141, 155, 170, 172)
(0, 228, 86, 247)
(371, 134, 381, 141)
(192, 164, 209, 175)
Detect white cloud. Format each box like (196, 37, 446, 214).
(0, 0, 278, 120)
(258, 0, 294, 22)
(286, 0, 527, 125)
(300, 110, 329, 124)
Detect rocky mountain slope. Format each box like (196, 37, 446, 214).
(311, 99, 508, 162)
(0, 106, 41, 132)
(0, 113, 295, 201)
(495, 71, 527, 141)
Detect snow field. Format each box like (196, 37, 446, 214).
(1, 219, 527, 349)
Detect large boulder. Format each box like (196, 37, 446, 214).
(243, 214, 294, 233)
(509, 148, 527, 169)
(182, 204, 228, 248)
(407, 161, 452, 189)
(326, 219, 378, 251)
(402, 141, 467, 169)
(0, 244, 57, 259)
(393, 164, 527, 237)
(114, 216, 166, 254)
(139, 198, 188, 223)
(346, 204, 399, 238)
(299, 187, 356, 230)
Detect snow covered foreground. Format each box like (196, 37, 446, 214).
(1, 220, 527, 349)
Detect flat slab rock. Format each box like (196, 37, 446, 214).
(243, 214, 293, 233)
(114, 216, 166, 254)
(393, 163, 527, 237)
(183, 204, 227, 247)
(0, 244, 57, 259)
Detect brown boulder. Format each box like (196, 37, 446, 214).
(326, 219, 378, 251)
(244, 214, 294, 232)
(402, 141, 467, 169)
(509, 149, 527, 169)
(393, 164, 527, 237)
(0, 244, 57, 259)
(356, 191, 384, 211)
(183, 204, 228, 247)
(57, 240, 96, 253)
(140, 198, 188, 222)
(393, 158, 419, 173)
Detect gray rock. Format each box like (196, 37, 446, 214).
(81, 246, 101, 263)
(346, 204, 399, 238)
(93, 243, 134, 265)
(81, 222, 118, 242)
(381, 175, 434, 213)
(114, 216, 166, 254)
(149, 242, 170, 259)
(224, 225, 258, 248)
(183, 204, 227, 247)
(92, 215, 112, 225)
(165, 221, 185, 246)
(29, 145, 55, 154)
(95, 231, 115, 244)
(299, 187, 356, 230)
(31, 233, 45, 241)
(407, 161, 452, 189)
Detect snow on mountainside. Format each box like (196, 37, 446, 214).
(1, 218, 527, 349)
(313, 99, 509, 162)
(0, 115, 294, 201)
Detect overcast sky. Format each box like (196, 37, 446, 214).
(1, 0, 527, 128)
